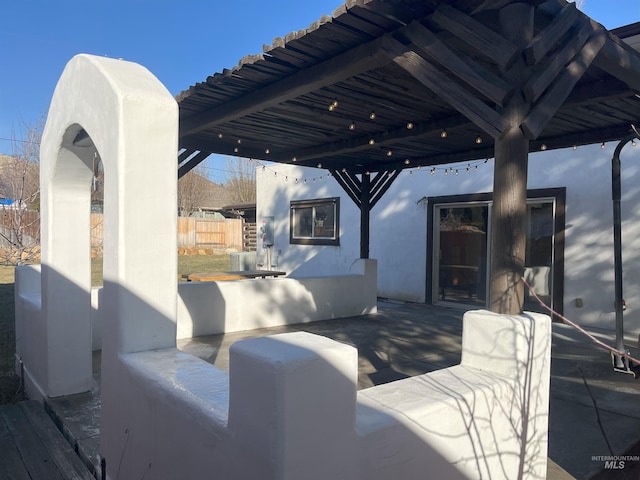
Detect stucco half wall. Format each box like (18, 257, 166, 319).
(177, 258, 377, 339)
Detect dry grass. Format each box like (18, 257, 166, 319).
(0, 254, 231, 404)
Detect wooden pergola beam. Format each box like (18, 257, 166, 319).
(177, 151, 210, 178)
(523, 20, 593, 103)
(429, 5, 519, 68)
(401, 21, 513, 106)
(524, 2, 580, 65)
(179, 35, 395, 137)
(522, 27, 607, 140)
(381, 37, 510, 138)
(593, 30, 640, 92)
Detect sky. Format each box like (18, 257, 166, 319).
(1, 0, 639, 182)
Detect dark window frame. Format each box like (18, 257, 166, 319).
(290, 197, 340, 246)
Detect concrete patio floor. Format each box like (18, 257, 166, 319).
(45, 301, 640, 479)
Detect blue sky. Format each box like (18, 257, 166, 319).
(1, 0, 638, 182)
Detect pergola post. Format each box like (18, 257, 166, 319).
(330, 169, 400, 261)
(489, 3, 534, 315)
(360, 173, 371, 259)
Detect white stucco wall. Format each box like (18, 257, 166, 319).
(176, 259, 377, 339)
(257, 142, 640, 337)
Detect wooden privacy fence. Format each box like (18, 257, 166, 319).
(177, 217, 244, 250)
(0, 213, 247, 252)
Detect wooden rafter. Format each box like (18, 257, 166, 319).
(177, 151, 210, 178)
(523, 19, 593, 103)
(400, 21, 513, 106)
(179, 35, 395, 137)
(381, 37, 510, 138)
(522, 26, 607, 139)
(429, 5, 519, 68)
(524, 2, 580, 65)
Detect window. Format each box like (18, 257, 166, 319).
(290, 197, 339, 245)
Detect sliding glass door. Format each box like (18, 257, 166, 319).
(435, 204, 489, 307)
(431, 191, 563, 313)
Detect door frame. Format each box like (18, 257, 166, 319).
(426, 188, 566, 317)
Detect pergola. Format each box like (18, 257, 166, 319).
(175, 0, 640, 315)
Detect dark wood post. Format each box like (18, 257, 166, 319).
(360, 172, 371, 259)
(489, 3, 534, 315)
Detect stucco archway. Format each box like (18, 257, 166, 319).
(38, 54, 178, 397)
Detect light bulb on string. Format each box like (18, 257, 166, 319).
(601, 142, 606, 149)
(369, 111, 376, 120)
(265, 148, 270, 154)
(349, 122, 356, 131)
(406, 122, 414, 130)
(369, 138, 375, 145)
(386, 150, 393, 157)
(218, 133, 223, 139)
(475, 135, 483, 144)
(440, 129, 447, 138)
(404, 159, 410, 165)
(540, 144, 547, 151)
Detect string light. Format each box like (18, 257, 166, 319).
(573, 145, 577, 150)
(386, 150, 393, 157)
(440, 129, 448, 138)
(349, 122, 356, 131)
(369, 138, 375, 145)
(369, 111, 376, 120)
(255, 155, 490, 187)
(633, 140, 637, 147)
(540, 144, 547, 151)
(234, 147, 239, 153)
(218, 133, 223, 139)
(237, 139, 242, 144)
(601, 142, 606, 149)
(265, 148, 270, 154)
(329, 99, 338, 111)
(406, 122, 414, 130)
(475, 135, 483, 144)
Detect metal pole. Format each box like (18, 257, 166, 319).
(611, 131, 639, 369)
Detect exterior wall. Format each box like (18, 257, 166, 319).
(257, 142, 640, 337)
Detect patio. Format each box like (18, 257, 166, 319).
(45, 300, 640, 479)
